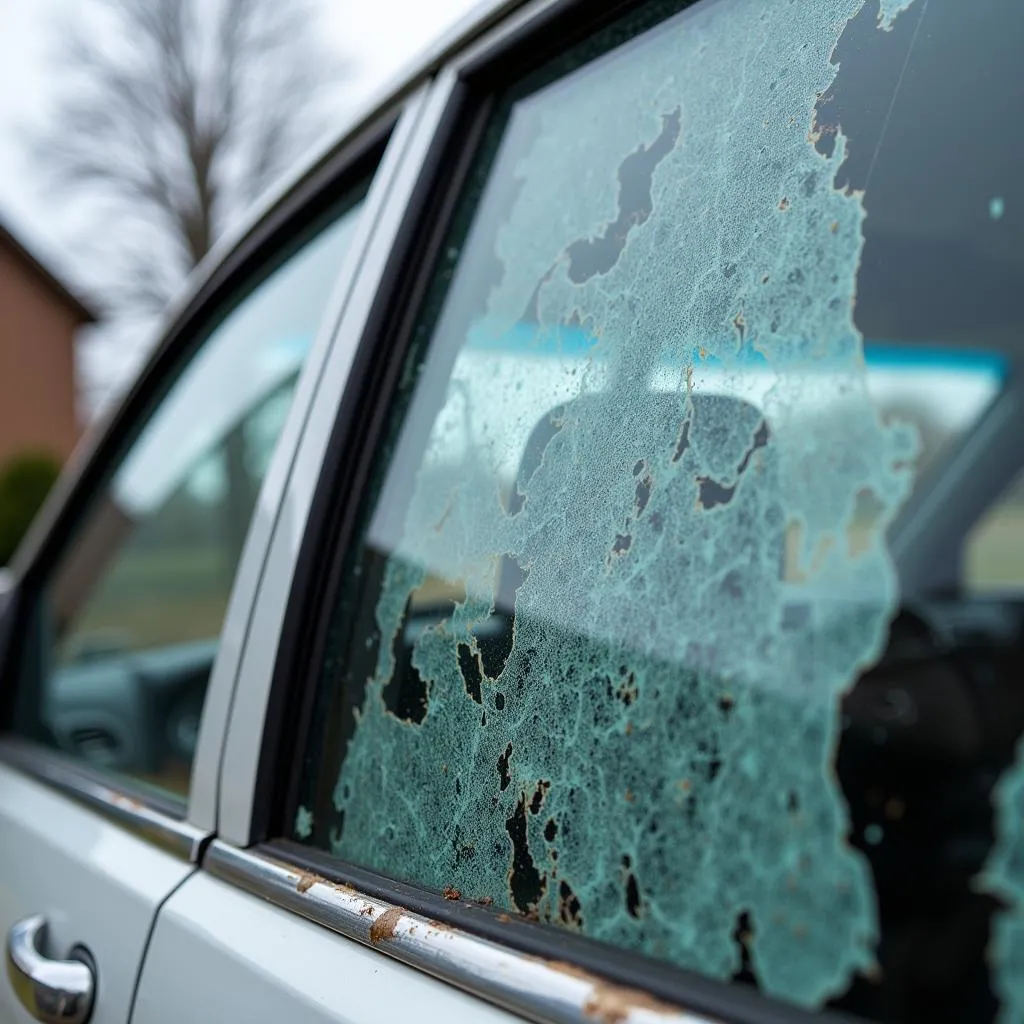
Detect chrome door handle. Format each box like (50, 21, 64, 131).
(5, 915, 95, 1024)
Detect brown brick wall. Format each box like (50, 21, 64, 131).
(0, 244, 81, 467)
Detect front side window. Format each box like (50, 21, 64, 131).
(294, 2, 1024, 1020)
(16, 193, 366, 799)
(966, 470, 1024, 593)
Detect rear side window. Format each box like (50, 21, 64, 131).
(293, 1, 1024, 1020)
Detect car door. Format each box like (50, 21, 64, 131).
(135, 0, 1024, 1023)
(0, 124, 380, 1022)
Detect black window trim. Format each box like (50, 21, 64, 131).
(240, 0, 866, 1022)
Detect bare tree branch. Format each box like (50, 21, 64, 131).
(34, 0, 348, 316)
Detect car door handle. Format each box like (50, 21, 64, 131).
(5, 915, 95, 1024)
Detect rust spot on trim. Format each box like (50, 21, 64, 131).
(547, 961, 678, 1023)
(358, 904, 375, 917)
(442, 885, 462, 901)
(296, 871, 321, 894)
(111, 793, 145, 813)
(370, 906, 403, 944)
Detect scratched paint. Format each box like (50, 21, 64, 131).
(328, 0, 918, 1007)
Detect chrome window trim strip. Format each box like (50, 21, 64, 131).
(205, 840, 716, 1024)
(0, 737, 208, 862)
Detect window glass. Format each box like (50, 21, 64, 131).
(966, 470, 1024, 593)
(21, 195, 365, 799)
(296, 1, 1024, 1020)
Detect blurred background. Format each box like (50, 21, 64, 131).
(0, 0, 478, 568)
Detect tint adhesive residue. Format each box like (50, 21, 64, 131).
(331, 0, 918, 1007)
(877, 0, 918, 31)
(294, 805, 314, 839)
(983, 744, 1024, 1023)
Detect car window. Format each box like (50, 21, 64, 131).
(965, 470, 1024, 594)
(292, 1, 1024, 1020)
(14, 193, 366, 801)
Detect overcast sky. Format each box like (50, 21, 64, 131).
(0, 0, 480, 410)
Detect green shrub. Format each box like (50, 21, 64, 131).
(0, 452, 61, 566)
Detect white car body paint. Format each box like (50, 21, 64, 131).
(131, 872, 520, 1024)
(0, 763, 193, 1024)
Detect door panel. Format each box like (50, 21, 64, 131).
(0, 763, 193, 1023)
(131, 872, 519, 1024)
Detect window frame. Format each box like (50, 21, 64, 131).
(216, 0, 863, 1021)
(214, 75, 468, 842)
(0, 91, 397, 854)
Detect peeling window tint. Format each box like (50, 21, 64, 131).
(295, 1, 1024, 1020)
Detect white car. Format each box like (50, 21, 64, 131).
(3, 0, 1024, 1022)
